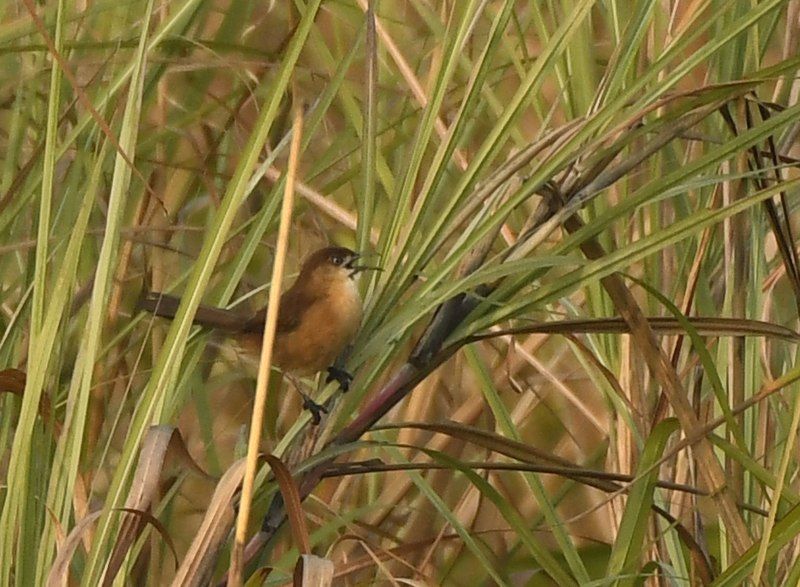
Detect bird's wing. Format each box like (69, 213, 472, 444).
(244, 286, 321, 334)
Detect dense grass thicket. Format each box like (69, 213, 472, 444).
(1, 1, 800, 584)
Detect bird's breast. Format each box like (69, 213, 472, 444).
(273, 279, 363, 375)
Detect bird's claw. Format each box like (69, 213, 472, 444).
(301, 394, 328, 425)
(326, 366, 353, 392)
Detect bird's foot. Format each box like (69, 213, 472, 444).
(301, 393, 328, 425)
(326, 366, 354, 392)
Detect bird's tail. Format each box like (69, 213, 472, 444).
(139, 292, 250, 332)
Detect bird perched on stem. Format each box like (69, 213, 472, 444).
(140, 246, 378, 422)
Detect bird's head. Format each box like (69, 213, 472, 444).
(298, 246, 380, 289)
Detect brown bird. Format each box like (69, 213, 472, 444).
(140, 246, 376, 421)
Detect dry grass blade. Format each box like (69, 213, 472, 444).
(264, 454, 310, 555)
(263, 167, 369, 239)
(718, 101, 800, 316)
(47, 508, 176, 587)
(261, 454, 332, 585)
(47, 511, 103, 587)
(466, 316, 800, 342)
(102, 426, 205, 584)
(562, 213, 753, 555)
(231, 100, 303, 584)
(325, 457, 708, 496)
(171, 459, 253, 587)
(165, 428, 218, 483)
(293, 554, 334, 587)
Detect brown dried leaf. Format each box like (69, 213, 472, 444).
(47, 510, 103, 587)
(47, 508, 176, 587)
(467, 316, 800, 342)
(265, 454, 309, 555)
(102, 426, 209, 585)
(165, 427, 217, 483)
(171, 458, 250, 587)
(293, 554, 334, 587)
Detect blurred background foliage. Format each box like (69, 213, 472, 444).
(1, 0, 800, 584)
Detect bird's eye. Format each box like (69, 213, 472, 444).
(331, 255, 344, 266)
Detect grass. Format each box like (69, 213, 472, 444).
(1, 0, 800, 584)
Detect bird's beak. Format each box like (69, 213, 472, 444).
(346, 254, 383, 277)
(349, 264, 383, 276)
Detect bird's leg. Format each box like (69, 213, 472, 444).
(326, 363, 353, 392)
(325, 347, 355, 392)
(301, 394, 328, 426)
(284, 373, 328, 425)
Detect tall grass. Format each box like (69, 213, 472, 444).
(1, 0, 799, 584)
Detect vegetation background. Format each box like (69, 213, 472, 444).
(1, 0, 800, 584)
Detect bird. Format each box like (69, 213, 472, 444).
(139, 246, 377, 422)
